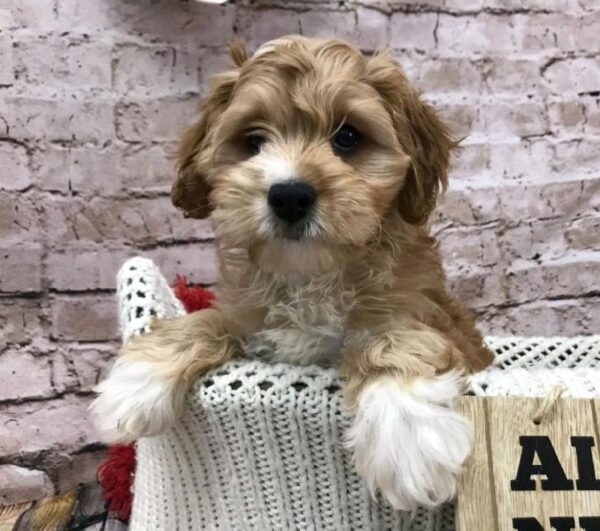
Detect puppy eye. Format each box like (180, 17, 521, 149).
(332, 125, 360, 153)
(245, 133, 265, 156)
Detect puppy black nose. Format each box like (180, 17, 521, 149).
(268, 181, 317, 224)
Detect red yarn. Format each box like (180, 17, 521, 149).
(172, 274, 215, 312)
(97, 277, 214, 521)
(97, 444, 136, 521)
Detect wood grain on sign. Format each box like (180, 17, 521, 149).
(456, 396, 600, 531)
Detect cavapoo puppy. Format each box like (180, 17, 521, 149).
(93, 35, 493, 511)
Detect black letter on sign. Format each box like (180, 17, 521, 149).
(513, 517, 576, 531)
(580, 517, 600, 531)
(513, 518, 544, 531)
(510, 436, 574, 491)
(571, 436, 600, 490)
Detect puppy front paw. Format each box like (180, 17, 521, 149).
(345, 372, 472, 511)
(91, 358, 180, 443)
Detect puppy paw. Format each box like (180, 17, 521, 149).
(91, 358, 179, 443)
(345, 372, 472, 511)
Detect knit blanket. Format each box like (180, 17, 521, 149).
(117, 257, 600, 530)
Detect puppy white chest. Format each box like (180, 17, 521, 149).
(245, 276, 354, 367)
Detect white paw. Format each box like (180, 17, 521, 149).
(345, 372, 472, 511)
(90, 358, 179, 443)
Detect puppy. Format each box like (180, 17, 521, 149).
(93, 36, 493, 511)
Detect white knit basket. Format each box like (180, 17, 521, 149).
(117, 257, 600, 530)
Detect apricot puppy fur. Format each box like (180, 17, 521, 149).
(93, 36, 493, 511)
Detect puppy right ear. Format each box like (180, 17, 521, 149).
(171, 41, 246, 219)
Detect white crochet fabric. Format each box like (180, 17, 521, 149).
(118, 257, 600, 530)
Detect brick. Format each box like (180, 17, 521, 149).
(386, 0, 444, 7)
(0, 141, 30, 191)
(514, 14, 576, 53)
(299, 10, 357, 42)
(355, 7, 390, 51)
(198, 48, 233, 90)
(0, 465, 54, 504)
(56, 0, 235, 45)
(54, 0, 131, 32)
(13, 36, 112, 89)
(577, 0, 600, 10)
(440, 0, 484, 9)
(390, 13, 438, 50)
(433, 99, 478, 139)
(497, 177, 600, 223)
(582, 97, 600, 135)
(447, 267, 507, 309)
(56, 450, 105, 492)
(0, 36, 14, 86)
(50, 349, 80, 394)
(115, 97, 198, 143)
(435, 176, 600, 227)
(437, 13, 581, 55)
(552, 137, 600, 175)
(43, 196, 213, 247)
(564, 215, 600, 250)
(48, 243, 217, 292)
(434, 186, 502, 226)
(571, 12, 600, 52)
(47, 345, 115, 395)
(235, 9, 300, 50)
(0, 301, 43, 351)
(436, 14, 515, 55)
(67, 345, 116, 392)
(505, 251, 599, 304)
(548, 100, 585, 135)
(543, 57, 600, 95)
(113, 44, 198, 96)
(478, 297, 600, 337)
(498, 219, 566, 263)
(0, 245, 43, 293)
(0, 193, 43, 247)
(148, 244, 218, 285)
(51, 296, 118, 341)
(476, 101, 549, 138)
(413, 58, 484, 94)
(47, 249, 128, 292)
(488, 140, 553, 181)
(439, 226, 501, 272)
(4, 97, 115, 144)
(483, 58, 544, 95)
(129, 2, 235, 46)
(31, 143, 176, 194)
(448, 142, 491, 180)
(0, 0, 57, 30)
(477, 0, 573, 9)
(0, 395, 99, 458)
(0, 351, 53, 402)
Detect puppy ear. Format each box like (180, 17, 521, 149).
(172, 43, 245, 218)
(367, 52, 455, 225)
(228, 38, 248, 67)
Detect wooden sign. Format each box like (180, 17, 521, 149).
(456, 395, 600, 531)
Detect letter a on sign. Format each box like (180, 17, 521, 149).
(510, 436, 574, 491)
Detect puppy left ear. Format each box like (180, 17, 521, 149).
(172, 40, 246, 219)
(367, 52, 456, 225)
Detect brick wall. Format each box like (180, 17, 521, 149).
(1, 0, 598, 501)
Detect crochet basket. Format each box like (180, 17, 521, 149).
(117, 257, 600, 530)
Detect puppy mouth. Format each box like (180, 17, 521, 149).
(271, 217, 315, 241)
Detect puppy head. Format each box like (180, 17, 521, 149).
(173, 36, 454, 273)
